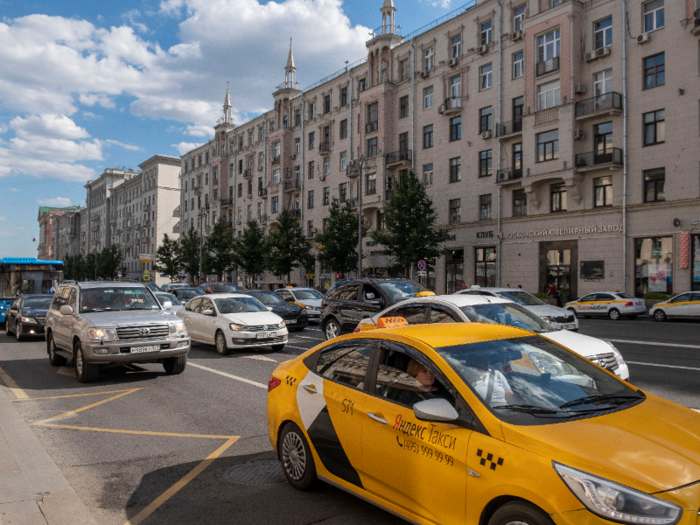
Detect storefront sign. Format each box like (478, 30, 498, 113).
(691, 219, 700, 225)
(476, 231, 494, 238)
(498, 224, 623, 240)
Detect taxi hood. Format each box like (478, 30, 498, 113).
(502, 393, 700, 493)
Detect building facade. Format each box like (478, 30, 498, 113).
(37, 206, 82, 260)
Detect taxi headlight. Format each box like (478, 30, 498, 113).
(278, 321, 285, 329)
(229, 323, 245, 331)
(304, 305, 314, 310)
(554, 463, 681, 525)
(169, 322, 187, 335)
(88, 328, 117, 341)
(21, 317, 38, 324)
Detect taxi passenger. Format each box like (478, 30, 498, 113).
(471, 354, 515, 407)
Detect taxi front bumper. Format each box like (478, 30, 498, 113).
(553, 508, 698, 525)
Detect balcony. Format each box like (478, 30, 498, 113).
(258, 188, 268, 197)
(284, 206, 301, 218)
(348, 197, 359, 209)
(220, 197, 234, 208)
(205, 202, 211, 211)
(440, 97, 462, 116)
(365, 121, 378, 134)
(575, 148, 623, 172)
(692, 9, 700, 36)
(284, 178, 302, 192)
(385, 189, 394, 201)
(536, 56, 559, 77)
(385, 149, 412, 168)
(144, 204, 152, 212)
(495, 119, 523, 139)
(496, 168, 523, 183)
(575, 92, 623, 120)
(204, 224, 212, 234)
(259, 214, 268, 224)
(193, 185, 202, 195)
(243, 169, 253, 179)
(319, 142, 332, 156)
(271, 156, 280, 166)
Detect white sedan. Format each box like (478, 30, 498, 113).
(357, 294, 629, 381)
(177, 293, 288, 355)
(565, 291, 646, 320)
(649, 292, 700, 321)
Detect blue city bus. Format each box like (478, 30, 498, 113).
(0, 258, 64, 324)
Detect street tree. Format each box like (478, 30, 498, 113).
(179, 226, 201, 283)
(203, 219, 236, 281)
(97, 245, 124, 279)
(233, 219, 267, 287)
(264, 209, 312, 284)
(370, 169, 450, 276)
(154, 234, 181, 282)
(314, 198, 366, 276)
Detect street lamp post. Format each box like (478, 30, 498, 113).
(197, 208, 206, 284)
(346, 157, 370, 278)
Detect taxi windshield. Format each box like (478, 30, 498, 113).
(496, 291, 544, 305)
(377, 280, 428, 302)
(436, 336, 643, 425)
(80, 287, 160, 313)
(459, 303, 554, 333)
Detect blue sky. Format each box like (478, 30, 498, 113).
(0, 0, 461, 257)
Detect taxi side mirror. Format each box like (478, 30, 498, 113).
(413, 398, 459, 423)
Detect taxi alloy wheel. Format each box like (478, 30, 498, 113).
(279, 422, 317, 490)
(324, 318, 340, 340)
(47, 333, 67, 366)
(488, 501, 554, 525)
(608, 308, 621, 321)
(215, 331, 229, 355)
(654, 309, 667, 322)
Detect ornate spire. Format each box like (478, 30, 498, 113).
(380, 0, 396, 35)
(223, 81, 232, 124)
(286, 38, 295, 70)
(284, 38, 297, 88)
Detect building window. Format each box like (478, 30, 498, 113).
(339, 182, 347, 203)
(237, 183, 242, 198)
(423, 163, 433, 186)
(366, 137, 378, 158)
(399, 96, 409, 118)
(323, 94, 331, 114)
(594, 69, 612, 96)
(340, 87, 348, 107)
(479, 106, 493, 133)
(644, 53, 665, 89)
(451, 34, 462, 58)
(635, 236, 673, 296)
(358, 78, 366, 92)
(367, 102, 378, 126)
(449, 157, 461, 183)
(449, 76, 461, 98)
(423, 124, 434, 148)
(305, 161, 313, 180)
(538, 80, 561, 110)
(271, 196, 279, 213)
(479, 194, 492, 220)
(643, 168, 665, 203)
(513, 189, 527, 217)
(480, 20, 492, 46)
(340, 119, 348, 139)
(538, 30, 560, 62)
(340, 151, 348, 171)
(594, 176, 613, 207)
(643, 0, 664, 32)
(273, 168, 281, 184)
(513, 142, 523, 172)
(308, 131, 315, 150)
(323, 186, 330, 205)
(594, 121, 613, 156)
(309, 102, 316, 120)
(479, 150, 492, 177)
(450, 116, 461, 141)
(366, 173, 377, 195)
(594, 17, 613, 49)
(323, 157, 331, 176)
(308, 190, 315, 209)
(480, 63, 493, 90)
(513, 5, 526, 31)
(400, 59, 410, 81)
(424, 86, 434, 109)
(294, 109, 301, 127)
(551, 183, 567, 212)
(449, 199, 461, 223)
(475, 248, 497, 287)
(513, 51, 524, 78)
(643, 109, 665, 146)
(424, 47, 434, 71)
(537, 130, 559, 162)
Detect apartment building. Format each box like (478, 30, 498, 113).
(180, 0, 700, 297)
(37, 206, 81, 260)
(84, 168, 132, 255)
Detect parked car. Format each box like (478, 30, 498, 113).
(566, 291, 646, 320)
(153, 292, 184, 313)
(177, 293, 288, 354)
(242, 290, 308, 331)
(648, 291, 700, 321)
(4, 294, 54, 341)
(356, 294, 629, 380)
(197, 282, 239, 294)
(320, 278, 432, 339)
(172, 287, 205, 304)
(274, 287, 323, 322)
(45, 282, 190, 383)
(455, 286, 579, 330)
(144, 283, 162, 292)
(161, 283, 190, 292)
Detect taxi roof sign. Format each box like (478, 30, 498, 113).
(376, 316, 408, 329)
(416, 291, 436, 297)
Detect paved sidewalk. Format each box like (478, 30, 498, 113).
(0, 385, 97, 525)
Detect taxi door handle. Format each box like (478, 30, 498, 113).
(367, 412, 387, 424)
(303, 385, 317, 394)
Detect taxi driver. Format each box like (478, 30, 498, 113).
(472, 353, 515, 407)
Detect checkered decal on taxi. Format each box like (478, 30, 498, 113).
(477, 449, 504, 471)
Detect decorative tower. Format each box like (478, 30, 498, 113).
(223, 81, 232, 124)
(284, 39, 297, 89)
(366, 0, 403, 86)
(380, 0, 396, 35)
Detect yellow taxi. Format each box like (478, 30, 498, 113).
(267, 320, 700, 525)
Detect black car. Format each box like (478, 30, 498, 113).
(172, 287, 205, 304)
(4, 294, 54, 341)
(242, 290, 308, 331)
(320, 278, 430, 339)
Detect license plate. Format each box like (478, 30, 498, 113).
(130, 345, 159, 354)
(256, 332, 277, 339)
(562, 324, 576, 330)
(284, 319, 296, 324)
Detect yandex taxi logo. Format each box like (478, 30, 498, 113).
(376, 316, 408, 329)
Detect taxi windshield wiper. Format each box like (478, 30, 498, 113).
(559, 394, 642, 409)
(492, 404, 561, 414)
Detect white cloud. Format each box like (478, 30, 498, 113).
(10, 114, 89, 140)
(37, 197, 72, 206)
(122, 9, 148, 34)
(103, 139, 141, 151)
(0, 215, 6, 220)
(185, 124, 214, 138)
(10, 188, 19, 192)
(420, 0, 451, 7)
(159, 0, 186, 17)
(79, 93, 115, 108)
(172, 141, 201, 155)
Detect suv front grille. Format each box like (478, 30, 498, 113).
(588, 352, 619, 371)
(116, 325, 169, 339)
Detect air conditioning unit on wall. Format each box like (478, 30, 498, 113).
(575, 83, 587, 94)
(637, 33, 651, 44)
(584, 50, 598, 62)
(481, 131, 492, 139)
(478, 45, 489, 55)
(449, 57, 459, 67)
(511, 30, 523, 41)
(574, 129, 585, 140)
(596, 47, 611, 58)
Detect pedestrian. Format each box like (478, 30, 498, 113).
(506, 284, 511, 288)
(517, 284, 523, 290)
(461, 281, 467, 290)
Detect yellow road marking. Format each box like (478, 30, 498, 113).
(33, 388, 142, 425)
(35, 424, 238, 440)
(0, 364, 29, 399)
(123, 436, 239, 525)
(16, 389, 138, 402)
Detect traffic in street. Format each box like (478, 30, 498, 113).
(1, 315, 699, 525)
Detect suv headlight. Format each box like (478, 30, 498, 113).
(169, 322, 188, 335)
(554, 463, 681, 525)
(21, 317, 38, 324)
(88, 328, 117, 341)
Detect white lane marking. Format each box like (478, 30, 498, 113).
(293, 335, 325, 341)
(606, 339, 700, 350)
(57, 366, 75, 377)
(242, 355, 276, 362)
(627, 361, 700, 372)
(285, 345, 312, 351)
(188, 362, 267, 389)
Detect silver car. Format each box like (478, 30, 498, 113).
(45, 282, 190, 383)
(274, 287, 323, 321)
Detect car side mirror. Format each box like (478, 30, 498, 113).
(413, 398, 459, 423)
(163, 301, 172, 310)
(266, 306, 273, 311)
(59, 305, 74, 316)
(369, 299, 384, 306)
(202, 309, 214, 316)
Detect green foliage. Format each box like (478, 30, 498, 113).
(533, 292, 551, 300)
(370, 170, 450, 275)
(203, 220, 236, 280)
(264, 209, 313, 283)
(62, 254, 84, 280)
(643, 292, 677, 300)
(314, 198, 366, 275)
(154, 234, 181, 282)
(83, 253, 98, 280)
(179, 226, 201, 281)
(233, 220, 267, 281)
(96, 245, 124, 279)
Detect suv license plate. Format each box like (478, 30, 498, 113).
(256, 332, 276, 339)
(130, 345, 159, 354)
(284, 319, 296, 324)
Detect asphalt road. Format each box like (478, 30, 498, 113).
(0, 316, 698, 525)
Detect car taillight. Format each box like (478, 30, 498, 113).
(320, 306, 324, 314)
(625, 301, 633, 307)
(354, 327, 361, 333)
(268, 376, 282, 392)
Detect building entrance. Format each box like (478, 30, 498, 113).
(446, 249, 464, 294)
(539, 240, 578, 303)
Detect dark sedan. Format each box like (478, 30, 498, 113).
(172, 287, 205, 304)
(242, 290, 308, 331)
(4, 294, 54, 341)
